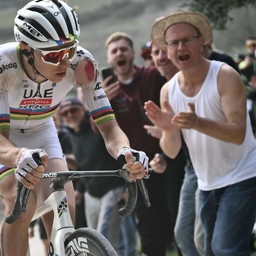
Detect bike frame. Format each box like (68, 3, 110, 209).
(32, 189, 76, 255)
(29, 170, 140, 255)
(6, 169, 150, 255)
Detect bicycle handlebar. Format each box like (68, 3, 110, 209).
(5, 180, 31, 224)
(5, 155, 151, 224)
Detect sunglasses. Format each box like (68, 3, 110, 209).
(246, 43, 256, 47)
(60, 107, 80, 117)
(34, 40, 79, 66)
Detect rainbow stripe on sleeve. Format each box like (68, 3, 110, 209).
(90, 106, 115, 126)
(0, 166, 15, 181)
(0, 114, 10, 130)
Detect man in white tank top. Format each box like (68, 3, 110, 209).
(145, 9, 256, 256)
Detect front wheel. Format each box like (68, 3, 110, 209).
(64, 227, 118, 256)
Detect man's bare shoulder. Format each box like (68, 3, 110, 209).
(216, 63, 246, 101)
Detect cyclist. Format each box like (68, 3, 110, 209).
(0, 1, 148, 255)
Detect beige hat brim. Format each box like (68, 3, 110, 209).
(151, 11, 213, 50)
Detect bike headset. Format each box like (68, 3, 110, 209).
(14, 0, 80, 74)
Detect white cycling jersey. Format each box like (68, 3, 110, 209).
(0, 42, 114, 132)
(0, 42, 115, 180)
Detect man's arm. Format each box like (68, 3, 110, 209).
(144, 83, 182, 158)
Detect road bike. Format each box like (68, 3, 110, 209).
(5, 164, 151, 256)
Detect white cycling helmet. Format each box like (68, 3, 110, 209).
(14, 0, 80, 49)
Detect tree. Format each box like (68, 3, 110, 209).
(183, 0, 256, 30)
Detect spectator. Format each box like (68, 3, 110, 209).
(246, 72, 256, 137)
(244, 36, 256, 56)
(233, 53, 245, 66)
(59, 96, 136, 256)
(102, 31, 186, 256)
(146, 8, 256, 256)
(239, 36, 256, 82)
(149, 40, 204, 256)
(140, 40, 155, 67)
(53, 110, 77, 171)
(202, 41, 240, 73)
(53, 109, 88, 229)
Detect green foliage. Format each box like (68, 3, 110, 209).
(183, 0, 256, 30)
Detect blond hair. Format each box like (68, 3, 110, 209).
(105, 32, 134, 49)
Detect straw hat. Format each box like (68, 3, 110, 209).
(151, 9, 213, 49)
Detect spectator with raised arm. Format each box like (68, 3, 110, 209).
(148, 39, 204, 256)
(0, 1, 148, 255)
(145, 9, 256, 256)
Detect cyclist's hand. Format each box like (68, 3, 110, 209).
(15, 148, 48, 189)
(118, 147, 149, 179)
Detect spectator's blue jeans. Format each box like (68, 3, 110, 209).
(200, 177, 256, 256)
(174, 163, 203, 256)
(118, 214, 137, 256)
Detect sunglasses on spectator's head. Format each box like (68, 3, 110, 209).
(246, 42, 256, 47)
(34, 40, 79, 66)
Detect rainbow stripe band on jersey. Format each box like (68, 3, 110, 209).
(10, 104, 59, 121)
(90, 106, 115, 126)
(0, 114, 10, 130)
(0, 166, 15, 181)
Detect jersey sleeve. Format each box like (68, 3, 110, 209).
(80, 73, 115, 126)
(0, 89, 10, 130)
(74, 47, 115, 126)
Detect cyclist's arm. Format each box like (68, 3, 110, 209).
(74, 55, 131, 157)
(0, 130, 21, 167)
(97, 120, 130, 159)
(75, 53, 147, 178)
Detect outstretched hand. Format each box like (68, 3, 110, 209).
(144, 100, 174, 132)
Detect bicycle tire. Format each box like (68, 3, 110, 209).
(64, 227, 118, 256)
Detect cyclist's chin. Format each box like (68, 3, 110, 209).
(55, 72, 67, 81)
(47, 73, 67, 83)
